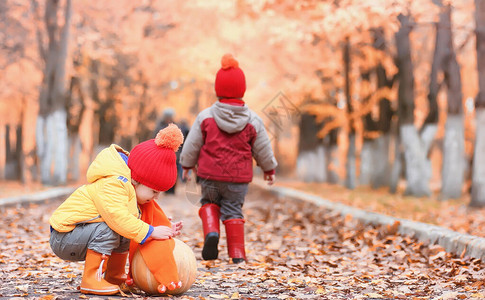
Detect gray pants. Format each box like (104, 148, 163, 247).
(200, 180, 249, 221)
(50, 222, 130, 262)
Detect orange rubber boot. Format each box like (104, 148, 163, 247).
(104, 251, 128, 285)
(80, 249, 119, 295)
(223, 219, 246, 263)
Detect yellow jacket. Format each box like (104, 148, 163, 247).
(49, 144, 151, 244)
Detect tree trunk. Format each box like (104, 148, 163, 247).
(66, 74, 87, 182)
(87, 58, 112, 153)
(371, 27, 394, 189)
(14, 125, 22, 180)
(97, 78, 118, 148)
(471, 110, 485, 205)
(297, 146, 327, 182)
(343, 37, 356, 189)
(470, 0, 485, 206)
(346, 134, 357, 189)
(70, 59, 96, 178)
(359, 140, 372, 186)
(426, 6, 444, 129)
(400, 124, 436, 196)
(442, 115, 465, 198)
(36, 0, 72, 185)
(441, 4, 465, 199)
(374, 88, 393, 190)
(389, 123, 402, 194)
(360, 72, 375, 186)
(36, 115, 53, 183)
(3, 125, 22, 180)
(371, 133, 391, 188)
(20, 97, 38, 184)
(297, 113, 327, 182)
(325, 128, 340, 184)
(395, 14, 434, 197)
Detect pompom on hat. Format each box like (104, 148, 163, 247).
(215, 53, 246, 99)
(128, 123, 184, 192)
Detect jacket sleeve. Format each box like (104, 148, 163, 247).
(180, 114, 204, 168)
(251, 114, 278, 172)
(90, 178, 151, 244)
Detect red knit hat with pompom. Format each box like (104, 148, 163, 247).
(215, 53, 246, 99)
(128, 123, 184, 191)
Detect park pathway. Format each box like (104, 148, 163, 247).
(0, 184, 484, 299)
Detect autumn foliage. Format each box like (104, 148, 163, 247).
(0, 0, 484, 203)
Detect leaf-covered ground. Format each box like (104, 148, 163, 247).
(281, 181, 485, 238)
(0, 186, 484, 299)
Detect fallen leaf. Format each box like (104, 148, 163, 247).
(365, 293, 384, 298)
(15, 285, 29, 293)
(471, 293, 485, 299)
(210, 294, 229, 299)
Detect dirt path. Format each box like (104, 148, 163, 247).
(0, 185, 484, 299)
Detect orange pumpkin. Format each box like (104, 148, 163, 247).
(131, 238, 197, 295)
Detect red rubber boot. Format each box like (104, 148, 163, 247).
(223, 219, 246, 263)
(199, 204, 221, 260)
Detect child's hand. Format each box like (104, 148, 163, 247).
(264, 174, 275, 186)
(182, 168, 192, 181)
(182, 167, 197, 181)
(171, 220, 183, 237)
(151, 226, 174, 240)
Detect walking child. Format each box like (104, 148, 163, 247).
(49, 124, 185, 295)
(180, 53, 278, 263)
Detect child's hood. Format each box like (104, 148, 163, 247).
(211, 101, 250, 134)
(86, 144, 131, 183)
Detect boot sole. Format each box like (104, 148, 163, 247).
(202, 232, 219, 260)
(231, 258, 246, 264)
(80, 287, 119, 295)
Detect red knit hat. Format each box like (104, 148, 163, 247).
(128, 124, 184, 192)
(215, 53, 246, 99)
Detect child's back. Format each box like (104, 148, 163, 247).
(180, 54, 277, 263)
(181, 101, 276, 183)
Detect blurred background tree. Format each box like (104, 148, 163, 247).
(0, 0, 484, 206)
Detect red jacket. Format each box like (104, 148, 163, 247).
(180, 101, 277, 183)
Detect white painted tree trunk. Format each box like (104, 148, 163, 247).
(52, 109, 68, 184)
(345, 134, 356, 189)
(441, 115, 465, 199)
(296, 145, 327, 182)
(471, 109, 485, 206)
(371, 134, 391, 188)
(36, 110, 68, 185)
(400, 124, 437, 196)
(36, 115, 53, 184)
(35, 0, 71, 186)
(359, 141, 373, 186)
